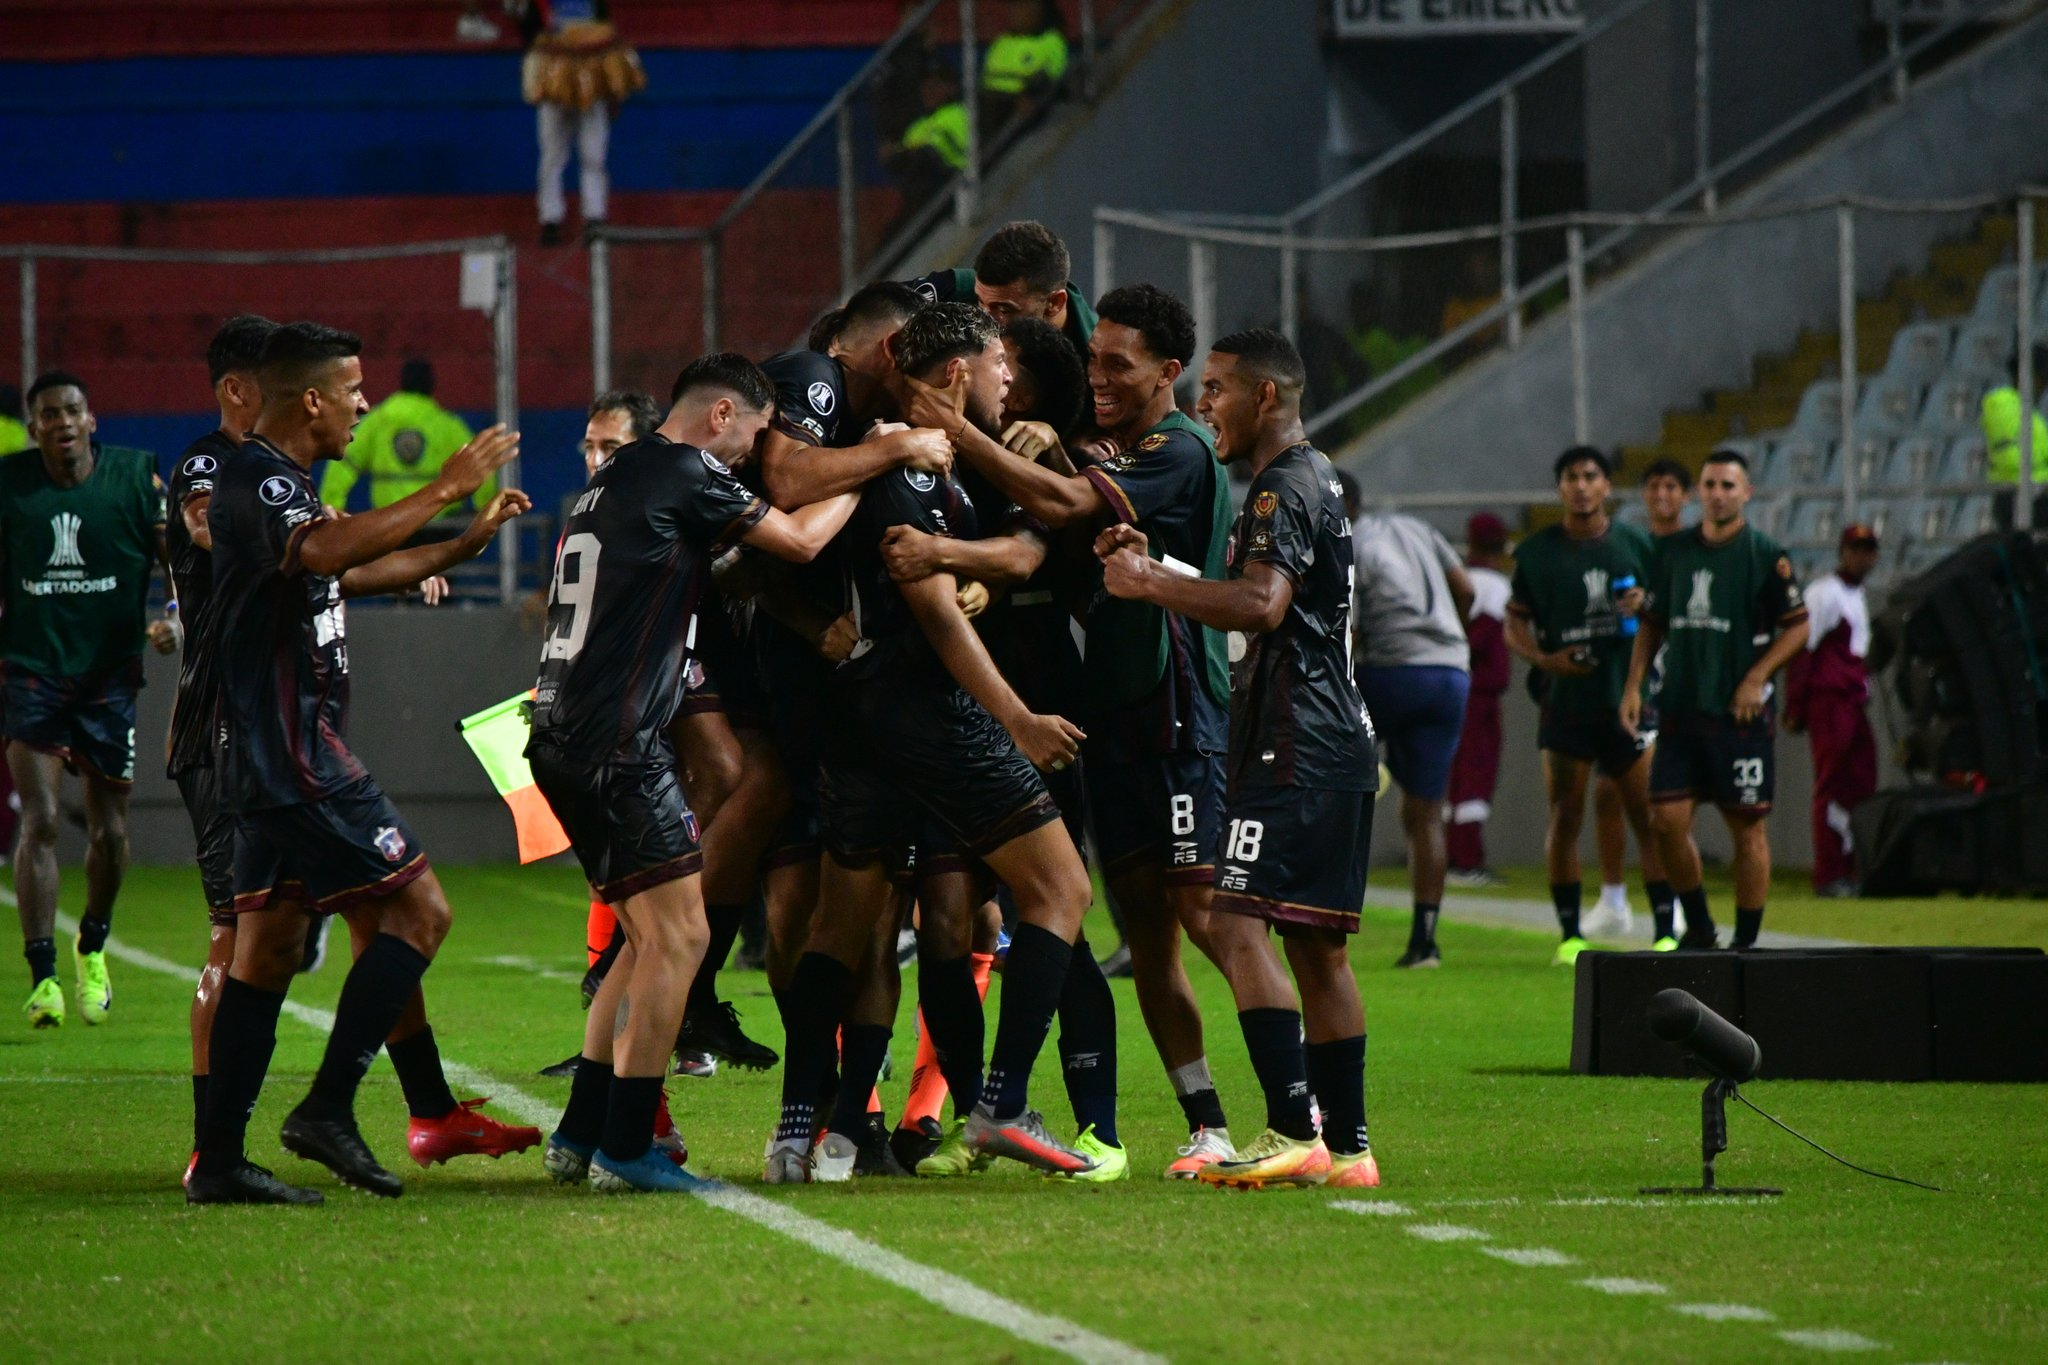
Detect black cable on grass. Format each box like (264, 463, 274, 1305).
(1730, 1089, 1943, 1192)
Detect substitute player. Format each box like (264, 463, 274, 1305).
(190, 323, 528, 1205)
(4, 371, 179, 1028)
(1505, 447, 1664, 962)
(1097, 328, 1379, 1189)
(1623, 449, 1807, 950)
(530, 354, 858, 1193)
(906, 219, 1098, 352)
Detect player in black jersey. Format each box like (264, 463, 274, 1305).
(189, 323, 529, 1206)
(175, 316, 539, 1195)
(529, 353, 858, 1193)
(1100, 330, 1381, 1190)
(767, 303, 1104, 1183)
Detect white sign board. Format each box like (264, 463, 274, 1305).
(1334, 0, 1585, 39)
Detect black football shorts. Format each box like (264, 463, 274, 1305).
(530, 743, 703, 903)
(174, 764, 237, 923)
(1650, 710, 1775, 813)
(230, 775, 429, 916)
(1539, 706, 1652, 779)
(1211, 785, 1375, 935)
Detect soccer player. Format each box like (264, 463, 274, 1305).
(909, 283, 1241, 1178)
(906, 219, 1098, 352)
(1623, 449, 1808, 951)
(530, 353, 857, 1193)
(189, 322, 529, 1205)
(174, 316, 538, 1188)
(768, 303, 1102, 1183)
(1097, 328, 1379, 1189)
(1504, 448, 1665, 964)
(3, 371, 180, 1028)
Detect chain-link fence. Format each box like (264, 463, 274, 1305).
(0, 238, 526, 601)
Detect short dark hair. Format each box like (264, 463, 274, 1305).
(25, 370, 89, 413)
(1703, 446, 1750, 474)
(257, 322, 362, 403)
(1642, 456, 1693, 492)
(822, 280, 927, 350)
(1095, 284, 1196, 366)
(1003, 317, 1087, 436)
(588, 388, 662, 441)
(1553, 445, 1612, 481)
(399, 358, 435, 395)
(670, 352, 775, 410)
(895, 301, 1001, 379)
(975, 221, 1070, 296)
(1210, 327, 1306, 398)
(206, 315, 277, 385)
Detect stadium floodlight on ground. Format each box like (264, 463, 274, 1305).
(1639, 989, 1783, 1199)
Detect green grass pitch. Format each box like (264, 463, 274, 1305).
(1, 863, 2043, 1363)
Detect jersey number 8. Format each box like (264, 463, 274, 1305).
(544, 532, 601, 662)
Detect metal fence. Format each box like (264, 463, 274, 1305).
(1, 238, 525, 601)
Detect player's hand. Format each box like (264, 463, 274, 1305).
(1731, 676, 1768, 725)
(1619, 693, 1642, 737)
(1617, 586, 1646, 617)
(147, 615, 182, 655)
(896, 427, 955, 478)
(464, 488, 532, 548)
(1094, 523, 1148, 562)
(814, 612, 860, 664)
(1541, 647, 1595, 677)
(880, 524, 947, 581)
(419, 575, 451, 606)
(434, 425, 521, 502)
(1010, 711, 1085, 772)
(956, 579, 991, 619)
(906, 372, 967, 440)
(1100, 546, 1157, 600)
(1071, 434, 1120, 467)
(1001, 421, 1060, 462)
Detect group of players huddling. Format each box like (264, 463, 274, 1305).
(54, 220, 1387, 1203)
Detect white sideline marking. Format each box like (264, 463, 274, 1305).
(1579, 1277, 1669, 1296)
(1406, 1223, 1490, 1242)
(474, 954, 583, 985)
(0, 1074, 185, 1084)
(51, 914, 1166, 1365)
(1778, 1329, 1886, 1353)
(1481, 1247, 1576, 1267)
(1550, 1197, 1754, 1208)
(1674, 1303, 1776, 1323)
(1330, 1200, 1413, 1217)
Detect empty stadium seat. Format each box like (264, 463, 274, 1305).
(1880, 434, 1942, 488)
(1952, 493, 1999, 538)
(1855, 375, 1923, 431)
(1939, 433, 1989, 483)
(1791, 380, 1843, 434)
(1920, 373, 1989, 435)
(1967, 263, 2048, 324)
(1881, 320, 1956, 386)
(1748, 493, 1792, 538)
(1787, 495, 1844, 544)
(1844, 433, 1894, 490)
(1951, 321, 2013, 377)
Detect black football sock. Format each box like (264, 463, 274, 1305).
(827, 1023, 892, 1139)
(917, 954, 986, 1120)
(685, 902, 746, 1016)
(599, 1073, 664, 1162)
(1679, 886, 1715, 941)
(1306, 1035, 1369, 1156)
(1550, 882, 1583, 940)
(1646, 879, 1677, 941)
(75, 916, 111, 955)
(385, 1024, 459, 1120)
(1408, 903, 1440, 954)
(775, 952, 853, 1143)
(197, 976, 285, 1175)
(1238, 1008, 1316, 1142)
(305, 934, 431, 1118)
(1168, 1058, 1228, 1133)
(23, 936, 56, 987)
(1733, 907, 1765, 948)
(192, 1074, 209, 1150)
(1057, 936, 1119, 1147)
(982, 923, 1071, 1120)
(557, 1057, 613, 1149)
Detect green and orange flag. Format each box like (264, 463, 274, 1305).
(457, 693, 569, 864)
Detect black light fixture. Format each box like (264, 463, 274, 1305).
(1639, 989, 1783, 1198)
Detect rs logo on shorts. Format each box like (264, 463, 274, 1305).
(374, 826, 407, 862)
(1171, 840, 1198, 866)
(1219, 865, 1251, 892)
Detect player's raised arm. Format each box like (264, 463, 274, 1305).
(758, 424, 951, 510)
(911, 369, 1104, 526)
(297, 425, 519, 579)
(739, 491, 860, 563)
(1098, 527, 1295, 634)
(339, 489, 532, 599)
(880, 521, 1047, 588)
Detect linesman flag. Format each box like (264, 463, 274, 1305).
(457, 693, 569, 863)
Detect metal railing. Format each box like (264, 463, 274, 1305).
(1094, 0, 2032, 447)
(2, 237, 525, 601)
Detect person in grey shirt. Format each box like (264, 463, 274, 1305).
(1340, 473, 1473, 968)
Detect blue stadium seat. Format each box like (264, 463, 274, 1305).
(1843, 432, 1893, 491)
(1855, 375, 1923, 432)
(1881, 321, 1956, 387)
(1951, 321, 2012, 378)
(1919, 373, 1989, 436)
(1952, 492, 1998, 539)
(1748, 493, 1792, 538)
(1939, 433, 1988, 483)
(1756, 435, 1833, 488)
(1967, 264, 2048, 325)
(1791, 380, 1843, 435)
(1787, 495, 1844, 544)
(1879, 434, 1942, 488)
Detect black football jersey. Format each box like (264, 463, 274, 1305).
(761, 349, 853, 450)
(208, 437, 364, 810)
(165, 428, 236, 775)
(836, 466, 981, 692)
(1225, 443, 1377, 793)
(530, 435, 767, 759)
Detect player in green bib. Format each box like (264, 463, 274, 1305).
(2, 371, 179, 1028)
(1623, 449, 1807, 951)
(902, 220, 1099, 356)
(1506, 447, 1676, 962)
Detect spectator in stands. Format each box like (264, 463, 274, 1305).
(885, 62, 969, 229)
(1981, 345, 2048, 530)
(1785, 524, 1880, 897)
(0, 385, 26, 456)
(513, 0, 645, 247)
(1445, 512, 1511, 888)
(981, 0, 1070, 129)
(321, 360, 491, 542)
(1340, 473, 1474, 969)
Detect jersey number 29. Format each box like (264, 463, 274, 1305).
(544, 532, 601, 662)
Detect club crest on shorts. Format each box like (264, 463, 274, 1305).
(374, 825, 406, 862)
(807, 380, 837, 417)
(259, 475, 297, 506)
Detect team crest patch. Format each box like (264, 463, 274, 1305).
(184, 454, 218, 476)
(259, 475, 296, 506)
(373, 825, 406, 862)
(1252, 490, 1278, 518)
(905, 469, 937, 492)
(700, 448, 731, 475)
(1137, 433, 1169, 452)
(807, 381, 837, 417)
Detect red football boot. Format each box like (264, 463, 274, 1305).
(653, 1088, 688, 1167)
(406, 1098, 542, 1168)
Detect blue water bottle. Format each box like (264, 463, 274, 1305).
(1614, 574, 1638, 638)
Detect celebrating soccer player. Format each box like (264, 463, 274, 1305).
(1097, 328, 1379, 1190)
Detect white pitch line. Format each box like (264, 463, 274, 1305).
(49, 913, 1165, 1365)
(1481, 1247, 1577, 1267)
(474, 954, 584, 985)
(1549, 1197, 1756, 1208)
(1778, 1329, 1887, 1353)
(1329, 1200, 1414, 1217)
(1406, 1223, 1491, 1243)
(1674, 1304, 1776, 1323)
(1579, 1277, 1669, 1296)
